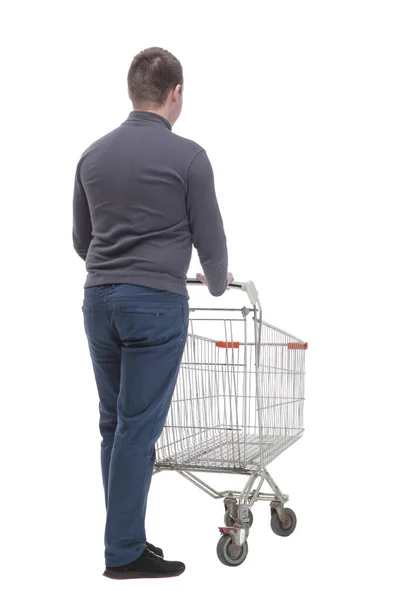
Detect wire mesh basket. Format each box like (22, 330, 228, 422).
(156, 282, 306, 473)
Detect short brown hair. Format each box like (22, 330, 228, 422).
(127, 47, 183, 107)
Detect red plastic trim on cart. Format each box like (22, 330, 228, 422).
(288, 342, 308, 350)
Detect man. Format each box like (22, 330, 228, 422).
(73, 47, 232, 580)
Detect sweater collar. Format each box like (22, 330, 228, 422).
(126, 110, 172, 131)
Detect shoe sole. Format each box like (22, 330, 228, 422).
(103, 567, 185, 580)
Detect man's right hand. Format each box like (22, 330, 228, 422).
(196, 272, 234, 289)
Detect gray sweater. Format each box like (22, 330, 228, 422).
(73, 110, 228, 297)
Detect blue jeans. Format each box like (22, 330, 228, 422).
(82, 284, 189, 567)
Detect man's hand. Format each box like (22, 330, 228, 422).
(196, 272, 234, 289)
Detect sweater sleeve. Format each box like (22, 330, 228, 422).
(72, 160, 93, 261)
(186, 150, 228, 296)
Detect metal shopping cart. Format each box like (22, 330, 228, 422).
(154, 279, 308, 566)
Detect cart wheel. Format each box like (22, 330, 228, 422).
(271, 507, 297, 537)
(224, 509, 253, 528)
(216, 534, 248, 567)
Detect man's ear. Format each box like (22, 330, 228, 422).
(174, 84, 182, 100)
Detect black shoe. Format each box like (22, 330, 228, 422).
(103, 549, 185, 580)
(146, 542, 164, 558)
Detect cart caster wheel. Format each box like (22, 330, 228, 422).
(271, 507, 297, 537)
(224, 509, 253, 528)
(216, 534, 248, 566)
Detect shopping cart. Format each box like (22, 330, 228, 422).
(154, 279, 307, 566)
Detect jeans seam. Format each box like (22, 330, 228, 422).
(180, 297, 189, 341)
(149, 302, 187, 443)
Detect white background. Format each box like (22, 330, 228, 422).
(2, 0, 399, 598)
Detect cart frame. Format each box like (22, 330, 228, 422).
(154, 279, 307, 565)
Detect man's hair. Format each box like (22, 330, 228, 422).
(127, 47, 183, 107)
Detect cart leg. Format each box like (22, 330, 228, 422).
(224, 495, 238, 518)
(223, 482, 255, 529)
(177, 470, 222, 498)
(263, 468, 289, 504)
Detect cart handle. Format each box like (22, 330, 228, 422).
(186, 278, 260, 306)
